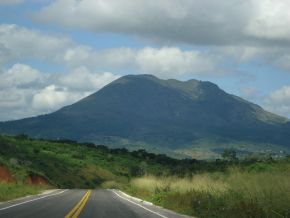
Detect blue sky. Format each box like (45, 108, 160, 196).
(0, 0, 290, 121)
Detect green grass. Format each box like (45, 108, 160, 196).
(0, 183, 48, 202)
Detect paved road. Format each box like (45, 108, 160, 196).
(0, 189, 192, 218)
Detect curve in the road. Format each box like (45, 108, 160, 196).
(0, 189, 193, 218)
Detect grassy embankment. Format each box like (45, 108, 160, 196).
(0, 183, 48, 202)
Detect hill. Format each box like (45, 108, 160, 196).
(0, 74, 290, 157)
(0, 134, 191, 201)
(0, 134, 217, 200)
(0, 134, 176, 189)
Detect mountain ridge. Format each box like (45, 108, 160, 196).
(0, 74, 289, 157)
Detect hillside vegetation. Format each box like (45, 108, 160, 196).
(0, 134, 214, 199)
(0, 135, 175, 189)
(1, 135, 290, 217)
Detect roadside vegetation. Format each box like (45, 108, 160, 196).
(0, 183, 48, 202)
(118, 166, 290, 218)
(105, 149, 290, 217)
(1, 134, 290, 217)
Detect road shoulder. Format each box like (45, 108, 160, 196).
(111, 189, 195, 218)
(0, 189, 66, 210)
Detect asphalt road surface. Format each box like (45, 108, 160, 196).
(0, 189, 193, 218)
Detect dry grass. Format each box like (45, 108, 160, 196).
(227, 168, 290, 216)
(127, 167, 290, 217)
(101, 180, 122, 189)
(131, 174, 228, 194)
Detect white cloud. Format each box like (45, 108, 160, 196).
(264, 86, 290, 117)
(1, 18, 290, 121)
(32, 85, 85, 111)
(56, 67, 120, 91)
(0, 90, 26, 108)
(72, 46, 218, 78)
(82, 47, 218, 78)
(0, 24, 73, 66)
(245, 0, 290, 41)
(0, 64, 45, 89)
(33, 0, 290, 46)
(136, 47, 215, 78)
(0, 64, 119, 121)
(218, 46, 261, 64)
(28, 1, 290, 76)
(0, 24, 219, 78)
(215, 45, 290, 74)
(0, 24, 224, 120)
(0, 64, 45, 114)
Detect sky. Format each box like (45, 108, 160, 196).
(0, 0, 290, 121)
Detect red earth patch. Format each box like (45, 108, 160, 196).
(0, 166, 13, 183)
(25, 175, 48, 185)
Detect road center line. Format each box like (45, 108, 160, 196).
(65, 190, 91, 218)
(112, 190, 168, 218)
(0, 190, 68, 211)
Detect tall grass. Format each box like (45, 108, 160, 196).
(126, 168, 290, 218)
(131, 174, 228, 194)
(227, 168, 290, 217)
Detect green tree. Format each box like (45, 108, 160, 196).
(222, 148, 238, 161)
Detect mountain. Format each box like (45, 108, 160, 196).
(1, 74, 290, 157)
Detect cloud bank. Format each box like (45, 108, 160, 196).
(34, 0, 290, 46)
(0, 24, 217, 77)
(0, 64, 119, 121)
(1, 0, 290, 119)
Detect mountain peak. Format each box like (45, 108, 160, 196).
(114, 74, 158, 82)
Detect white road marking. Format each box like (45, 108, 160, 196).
(0, 189, 68, 211)
(112, 190, 168, 218)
